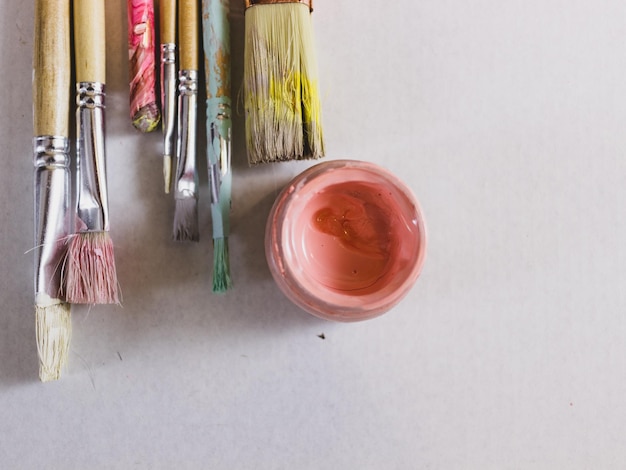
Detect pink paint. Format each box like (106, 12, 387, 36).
(266, 160, 426, 321)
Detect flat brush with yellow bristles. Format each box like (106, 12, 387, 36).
(33, 0, 72, 381)
(66, 0, 120, 305)
(243, 0, 325, 164)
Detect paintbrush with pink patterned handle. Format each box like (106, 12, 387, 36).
(127, 0, 160, 132)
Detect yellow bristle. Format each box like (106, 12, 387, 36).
(244, 3, 324, 164)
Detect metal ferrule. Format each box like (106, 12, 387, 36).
(244, 0, 313, 12)
(34, 136, 71, 300)
(75, 81, 109, 233)
(209, 105, 232, 205)
(161, 43, 177, 158)
(175, 69, 198, 199)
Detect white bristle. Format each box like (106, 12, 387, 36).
(36, 302, 71, 382)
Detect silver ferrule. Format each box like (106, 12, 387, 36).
(209, 158, 221, 204)
(175, 70, 198, 199)
(209, 123, 231, 205)
(76, 81, 109, 232)
(34, 136, 71, 301)
(161, 43, 177, 158)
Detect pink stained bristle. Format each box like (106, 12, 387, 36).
(65, 232, 120, 304)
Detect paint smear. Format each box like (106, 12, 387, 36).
(288, 180, 414, 295)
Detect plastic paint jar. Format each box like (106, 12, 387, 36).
(265, 160, 427, 322)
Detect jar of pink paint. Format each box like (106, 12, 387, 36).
(265, 159, 427, 322)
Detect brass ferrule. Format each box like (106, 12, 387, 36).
(244, 0, 312, 12)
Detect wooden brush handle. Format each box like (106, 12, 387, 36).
(160, 0, 176, 44)
(179, 0, 198, 70)
(33, 0, 70, 137)
(74, 0, 106, 83)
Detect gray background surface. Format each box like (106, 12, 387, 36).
(2, 0, 625, 468)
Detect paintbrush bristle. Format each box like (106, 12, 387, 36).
(132, 102, 161, 133)
(36, 302, 71, 382)
(213, 237, 232, 293)
(65, 232, 120, 304)
(244, 3, 324, 164)
(163, 155, 172, 194)
(173, 197, 199, 241)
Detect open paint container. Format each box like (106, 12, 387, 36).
(265, 160, 427, 321)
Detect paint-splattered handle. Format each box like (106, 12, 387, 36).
(202, 0, 231, 144)
(74, 0, 106, 84)
(203, 0, 232, 239)
(180, 0, 199, 70)
(127, 0, 160, 132)
(202, 0, 230, 103)
(33, 0, 70, 137)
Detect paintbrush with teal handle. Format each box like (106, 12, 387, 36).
(202, 0, 233, 291)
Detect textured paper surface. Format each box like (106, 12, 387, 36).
(2, 0, 626, 467)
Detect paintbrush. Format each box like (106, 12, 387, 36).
(66, 0, 120, 304)
(160, 0, 177, 193)
(127, 0, 161, 132)
(202, 0, 233, 291)
(243, 0, 324, 164)
(172, 0, 199, 241)
(33, 0, 72, 381)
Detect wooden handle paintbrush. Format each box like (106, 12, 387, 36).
(243, 0, 324, 164)
(66, 0, 120, 304)
(33, 0, 72, 381)
(172, 0, 199, 241)
(202, 0, 233, 291)
(160, 0, 177, 193)
(127, 0, 161, 132)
